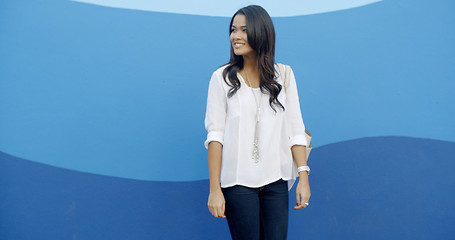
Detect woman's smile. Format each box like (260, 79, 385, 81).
(233, 42, 245, 49)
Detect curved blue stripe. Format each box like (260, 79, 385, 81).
(71, 0, 382, 17)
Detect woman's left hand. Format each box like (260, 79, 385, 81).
(294, 174, 311, 209)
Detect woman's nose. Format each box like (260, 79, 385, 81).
(232, 32, 241, 39)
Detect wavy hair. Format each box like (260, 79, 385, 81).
(222, 5, 284, 112)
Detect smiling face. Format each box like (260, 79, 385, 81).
(230, 14, 255, 58)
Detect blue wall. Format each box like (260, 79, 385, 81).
(1, 0, 454, 239)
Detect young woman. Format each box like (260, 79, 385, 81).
(204, 5, 311, 240)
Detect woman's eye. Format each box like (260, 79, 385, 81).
(242, 29, 247, 32)
(230, 29, 236, 33)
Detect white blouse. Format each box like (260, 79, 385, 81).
(204, 64, 307, 190)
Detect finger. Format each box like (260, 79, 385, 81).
(216, 206, 226, 218)
(209, 205, 221, 218)
(295, 196, 304, 209)
(302, 203, 310, 209)
(214, 209, 220, 218)
(217, 210, 226, 218)
(210, 206, 217, 217)
(294, 197, 309, 210)
(302, 197, 310, 206)
(294, 204, 306, 209)
(209, 207, 217, 217)
(302, 195, 311, 206)
(296, 193, 301, 208)
(215, 208, 221, 218)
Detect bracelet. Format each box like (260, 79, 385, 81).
(297, 166, 310, 175)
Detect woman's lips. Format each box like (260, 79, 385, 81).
(233, 43, 245, 49)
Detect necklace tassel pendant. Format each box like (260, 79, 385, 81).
(252, 113, 260, 163)
(244, 69, 262, 164)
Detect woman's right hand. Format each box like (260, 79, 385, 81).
(207, 189, 226, 218)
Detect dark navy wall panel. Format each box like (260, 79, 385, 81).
(1, 137, 455, 239)
(0, 151, 230, 239)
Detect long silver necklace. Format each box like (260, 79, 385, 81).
(244, 69, 262, 163)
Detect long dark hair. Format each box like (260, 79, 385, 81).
(222, 5, 284, 112)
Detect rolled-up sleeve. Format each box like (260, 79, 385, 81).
(204, 71, 227, 149)
(286, 67, 308, 147)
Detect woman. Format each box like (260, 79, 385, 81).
(204, 5, 311, 240)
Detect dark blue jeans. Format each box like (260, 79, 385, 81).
(222, 179, 289, 240)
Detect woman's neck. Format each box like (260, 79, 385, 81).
(241, 55, 261, 88)
(242, 55, 258, 74)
